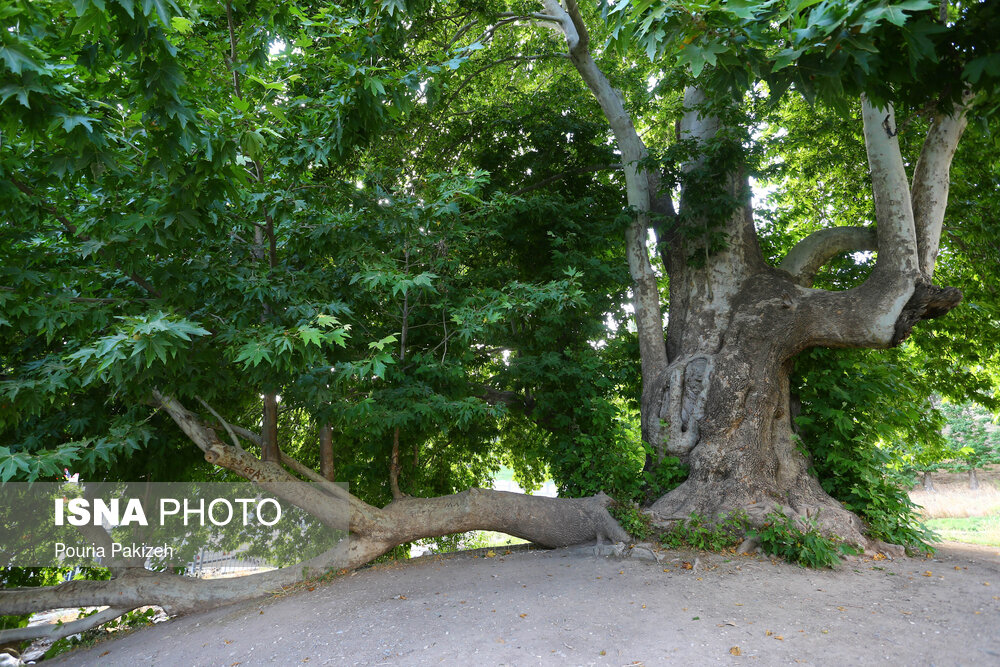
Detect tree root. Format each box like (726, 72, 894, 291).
(647, 480, 873, 552)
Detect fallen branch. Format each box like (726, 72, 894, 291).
(0, 606, 134, 644)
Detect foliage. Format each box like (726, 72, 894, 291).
(0, 0, 638, 514)
(42, 607, 158, 660)
(659, 512, 748, 552)
(642, 450, 689, 501)
(749, 511, 861, 568)
(657, 510, 861, 568)
(608, 501, 653, 541)
(603, 0, 1000, 111)
(793, 347, 941, 552)
(1, 0, 999, 588)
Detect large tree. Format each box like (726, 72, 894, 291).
(535, 0, 983, 544)
(2, 0, 999, 643)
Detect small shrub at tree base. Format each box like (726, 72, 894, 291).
(608, 501, 653, 541)
(642, 451, 689, 501)
(792, 347, 945, 553)
(749, 511, 861, 568)
(659, 512, 748, 552)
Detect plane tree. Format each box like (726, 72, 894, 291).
(2, 0, 999, 641)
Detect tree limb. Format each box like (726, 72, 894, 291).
(861, 97, 920, 277)
(0, 606, 135, 644)
(196, 396, 245, 453)
(540, 0, 668, 397)
(911, 92, 972, 278)
(779, 227, 878, 287)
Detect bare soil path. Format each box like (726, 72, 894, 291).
(50, 542, 1000, 666)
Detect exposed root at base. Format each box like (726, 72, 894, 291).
(645, 482, 892, 556)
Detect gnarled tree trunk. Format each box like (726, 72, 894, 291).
(543, 1, 969, 547)
(643, 94, 965, 546)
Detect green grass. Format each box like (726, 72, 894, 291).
(925, 513, 1000, 547)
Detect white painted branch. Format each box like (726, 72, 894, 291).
(911, 93, 972, 278)
(861, 97, 920, 276)
(541, 0, 667, 380)
(779, 226, 877, 287)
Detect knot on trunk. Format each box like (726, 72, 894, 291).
(892, 283, 962, 345)
(646, 354, 714, 462)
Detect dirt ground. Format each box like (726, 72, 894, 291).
(48, 541, 1000, 667)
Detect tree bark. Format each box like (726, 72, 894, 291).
(969, 468, 979, 490)
(922, 471, 935, 492)
(647, 272, 870, 546)
(319, 423, 335, 482)
(261, 393, 280, 462)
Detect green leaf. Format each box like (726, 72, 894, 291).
(59, 114, 98, 134)
(241, 129, 265, 158)
(170, 16, 194, 34)
(114, 0, 135, 18)
(298, 326, 324, 348)
(965, 54, 1000, 85)
(0, 43, 43, 76)
(141, 0, 177, 26)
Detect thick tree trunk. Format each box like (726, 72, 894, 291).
(923, 471, 936, 492)
(969, 468, 979, 490)
(645, 273, 868, 546)
(638, 93, 968, 549)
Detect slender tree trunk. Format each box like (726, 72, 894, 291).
(226, 1, 282, 466)
(390, 426, 403, 499)
(969, 468, 979, 490)
(319, 423, 334, 481)
(261, 393, 279, 462)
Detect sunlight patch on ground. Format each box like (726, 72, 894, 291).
(925, 514, 1000, 547)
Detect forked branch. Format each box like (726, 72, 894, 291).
(911, 92, 972, 278)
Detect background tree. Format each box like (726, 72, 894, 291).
(939, 402, 1000, 489)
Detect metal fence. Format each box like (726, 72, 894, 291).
(185, 547, 274, 579)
